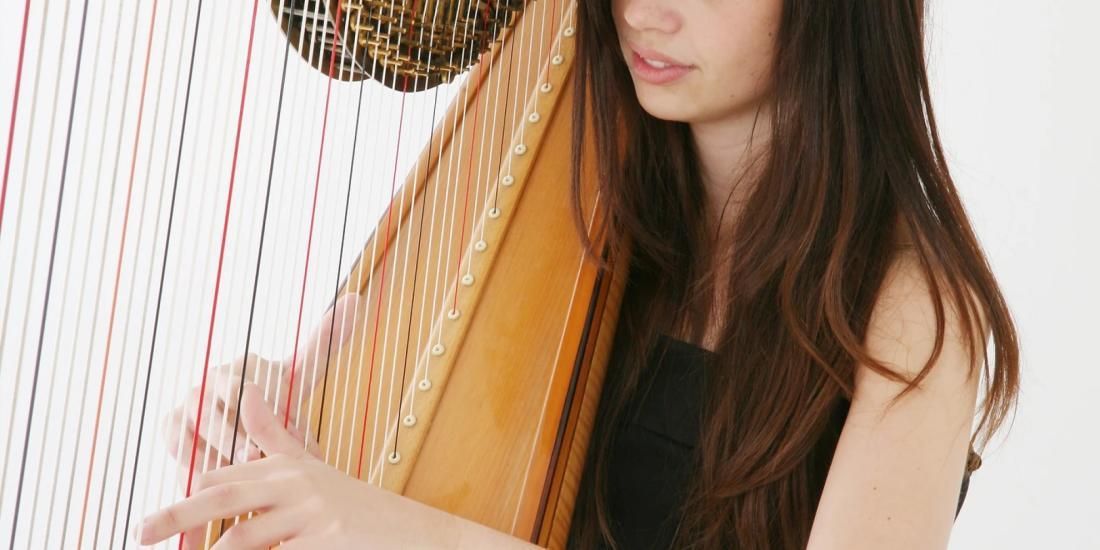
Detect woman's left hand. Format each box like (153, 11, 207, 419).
(137, 383, 460, 549)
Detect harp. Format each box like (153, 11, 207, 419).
(0, 0, 624, 547)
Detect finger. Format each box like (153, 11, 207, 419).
(165, 410, 226, 473)
(187, 364, 268, 463)
(228, 353, 283, 404)
(239, 384, 312, 459)
(139, 481, 277, 546)
(209, 366, 260, 463)
(211, 507, 303, 550)
(184, 383, 240, 464)
(231, 421, 315, 465)
(284, 420, 322, 460)
(193, 456, 285, 491)
(280, 293, 361, 399)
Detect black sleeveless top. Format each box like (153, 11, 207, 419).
(599, 334, 976, 549)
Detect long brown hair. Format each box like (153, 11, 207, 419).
(567, 1, 1021, 548)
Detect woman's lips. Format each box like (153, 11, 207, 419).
(629, 49, 693, 85)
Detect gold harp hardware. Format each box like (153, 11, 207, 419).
(274, 0, 530, 90)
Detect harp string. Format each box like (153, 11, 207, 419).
(226, 0, 297, 479)
(348, 0, 419, 483)
(334, 1, 392, 479)
(315, 66, 368, 472)
(363, 0, 433, 476)
(78, 0, 162, 545)
(328, 11, 384, 478)
(285, 0, 345, 453)
(0, 0, 32, 234)
(139, 1, 207, 540)
(372, 0, 468, 481)
(168, 0, 244, 523)
(322, 48, 377, 482)
(387, 0, 506, 464)
(191, 2, 275, 547)
(367, 0, 492, 484)
(175, 16, 265, 550)
(118, 0, 196, 541)
(279, 0, 346, 474)
(357, 0, 434, 482)
(204, 0, 308, 545)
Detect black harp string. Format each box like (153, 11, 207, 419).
(297, 0, 371, 459)
(315, 38, 373, 448)
(325, 3, 391, 477)
(275, 0, 338, 459)
(349, 0, 440, 481)
(390, 0, 451, 460)
(380, 0, 481, 476)
(354, 0, 417, 480)
(351, 0, 443, 480)
(213, 0, 299, 540)
(314, 80, 370, 443)
(227, 1, 297, 468)
(316, 1, 393, 462)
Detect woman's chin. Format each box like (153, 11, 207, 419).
(635, 97, 696, 123)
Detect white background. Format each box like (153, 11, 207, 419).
(926, 1, 1100, 549)
(0, 0, 1096, 548)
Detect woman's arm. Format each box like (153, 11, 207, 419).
(141, 383, 542, 549)
(806, 252, 988, 550)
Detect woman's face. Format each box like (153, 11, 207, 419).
(611, 0, 783, 124)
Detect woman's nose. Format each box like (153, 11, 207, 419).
(618, 0, 682, 34)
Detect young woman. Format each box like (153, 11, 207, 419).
(138, 0, 1020, 548)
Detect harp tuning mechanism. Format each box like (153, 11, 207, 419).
(274, 0, 530, 92)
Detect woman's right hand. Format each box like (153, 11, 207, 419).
(161, 293, 361, 485)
